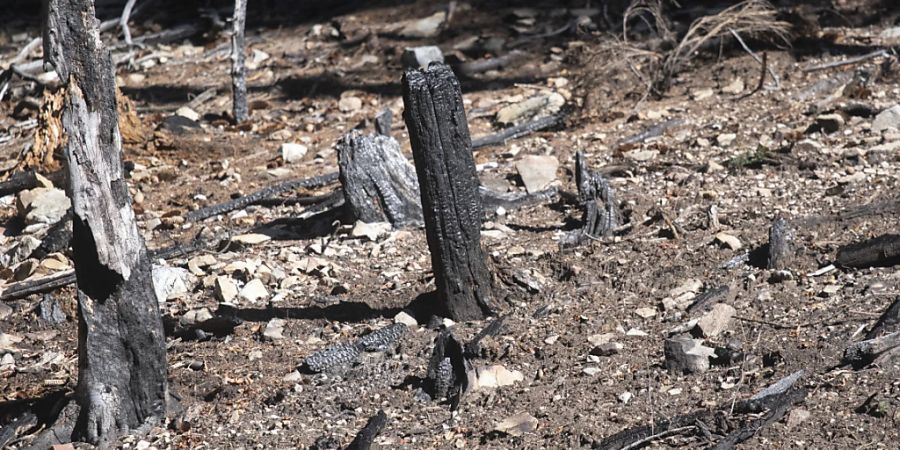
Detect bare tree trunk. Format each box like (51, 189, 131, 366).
(401, 64, 493, 321)
(231, 0, 249, 122)
(44, 0, 166, 446)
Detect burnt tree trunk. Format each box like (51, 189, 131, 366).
(44, 0, 167, 445)
(402, 64, 493, 321)
(337, 131, 423, 228)
(231, 0, 248, 122)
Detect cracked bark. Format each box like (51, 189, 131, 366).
(401, 64, 493, 321)
(44, 0, 167, 446)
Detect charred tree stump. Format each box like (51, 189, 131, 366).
(562, 151, 619, 247)
(402, 64, 493, 321)
(337, 131, 423, 228)
(836, 234, 900, 268)
(426, 330, 469, 409)
(767, 215, 794, 270)
(44, 0, 167, 445)
(230, 0, 249, 122)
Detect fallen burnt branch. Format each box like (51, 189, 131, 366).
(454, 50, 529, 76)
(185, 172, 339, 222)
(843, 331, 900, 369)
(615, 119, 685, 149)
(471, 113, 563, 149)
(480, 186, 558, 216)
(802, 49, 890, 73)
(464, 315, 506, 357)
(595, 371, 806, 450)
(29, 209, 73, 260)
(300, 323, 408, 373)
(346, 410, 388, 450)
(835, 234, 900, 268)
(0, 170, 66, 197)
(866, 297, 900, 340)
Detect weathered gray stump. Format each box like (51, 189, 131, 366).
(561, 151, 619, 247)
(836, 234, 900, 268)
(45, 0, 167, 445)
(337, 131, 423, 228)
(402, 64, 493, 321)
(767, 216, 794, 270)
(230, 0, 249, 122)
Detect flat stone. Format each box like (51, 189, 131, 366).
(587, 333, 616, 346)
(394, 311, 418, 327)
(515, 155, 558, 193)
(281, 143, 308, 164)
(664, 336, 715, 374)
(350, 221, 391, 241)
(694, 303, 736, 338)
(338, 95, 363, 113)
(214, 276, 239, 303)
(239, 278, 269, 302)
(493, 412, 538, 437)
(180, 307, 213, 327)
(231, 233, 271, 245)
(152, 266, 190, 303)
(815, 113, 844, 133)
(17, 187, 70, 225)
(716, 133, 737, 146)
(873, 105, 900, 132)
(263, 318, 287, 340)
(175, 106, 200, 121)
(401, 46, 445, 69)
(715, 232, 742, 251)
(623, 149, 658, 162)
(634, 307, 657, 318)
(0, 302, 13, 321)
(721, 78, 744, 94)
(497, 93, 565, 125)
(471, 364, 524, 389)
(396, 11, 446, 38)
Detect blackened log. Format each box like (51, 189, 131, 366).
(231, 0, 249, 122)
(426, 330, 469, 409)
(471, 113, 562, 149)
(185, 172, 339, 222)
(836, 234, 900, 268)
(843, 331, 900, 369)
(767, 215, 794, 271)
(402, 63, 494, 321)
(44, 0, 167, 444)
(337, 131, 423, 228)
(479, 186, 558, 216)
(0, 169, 65, 197)
(866, 297, 900, 340)
(345, 410, 388, 450)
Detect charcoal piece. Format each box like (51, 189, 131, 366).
(337, 131, 423, 228)
(402, 63, 494, 321)
(767, 216, 794, 271)
(866, 296, 900, 340)
(38, 294, 67, 324)
(302, 342, 364, 373)
(355, 323, 407, 352)
(836, 234, 900, 268)
(30, 209, 73, 260)
(374, 108, 392, 136)
(345, 410, 388, 450)
(842, 331, 900, 369)
(425, 330, 469, 409)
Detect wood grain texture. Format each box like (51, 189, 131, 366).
(402, 63, 493, 321)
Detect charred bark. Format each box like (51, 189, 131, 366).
(836, 234, 900, 268)
(231, 0, 249, 122)
(562, 151, 619, 247)
(337, 131, 423, 228)
(44, 0, 167, 445)
(401, 63, 493, 321)
(767, 215, 795, 271)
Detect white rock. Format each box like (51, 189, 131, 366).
(401, 46, 444, 69)
(618, 391, 633, 404)
(17, 188, 71, 225)
(716, 133, 737, 147)
(338, 95, 363, 113)
(587, 333, 616, 346)
(721, 78, 744, 94)
(471, 364, 524, 389)
(695, 303, 736, 338)
(263, 318, 286, 340)
(394, 311, 418, 327)
(231, 233, 271, 245)
(396, 11, 446, 38)
(493, 412, 538, 437)
(715, 232, 742, 251)
(634, 307, 657, 318)
(582, 366, 601, 376)
(350, 221, 392, 241)
(239, 278, 269, 302)
(515, 155, 558, 193)
(152, 266, 190, 303)
(664, 336, 716, 374)
(175, 106, 200, 121)
(873, 104, 900, 132)
(281, 142, 308, 164)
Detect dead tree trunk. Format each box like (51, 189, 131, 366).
(337, 131, 423, 228)
(44, 0, 167, 445)
(402, 64, 493, 321)
(230, 0, 248, 122)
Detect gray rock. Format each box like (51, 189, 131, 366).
(664, 336, 715, 374)
(152, 265, 191, 303)
(263, 318, 287, 340)
(515, 155, 558, 193)
(694, 303, 736, 338)
(873, 105, 900, 132)
(815, 113, 844, 133)
(401, 46, 444, 69)
(17, 187, 71, 225)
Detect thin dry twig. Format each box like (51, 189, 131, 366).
(801, 49, 890, 73)
(729, 28, 780, 88)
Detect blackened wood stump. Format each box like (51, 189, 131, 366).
(45, 0, 167, 444)
(402, 64, 493, 321)
(337, 131, 423, 228)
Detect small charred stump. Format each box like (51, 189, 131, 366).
(767, 216, 794, 270)
(402, 63, 493, 321)
(337, 131, 423, 228)
(563, 151, 619, 247)
(426, 330, 469, 409)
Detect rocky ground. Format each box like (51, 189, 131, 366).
(1, 1, 899, 449)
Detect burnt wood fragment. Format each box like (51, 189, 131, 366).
(562, 151, 619, 247)
(374, 108, 392, 137)
(337, 131, 423, 228)
(402, 63, 494, 321)
(301, 324, 408, 373)
(836, 234, 900, 268)
(767, 215, 795, 271)
(464, 315, 506, 357)
(0, 169, 65, 197)
(29, 209, 73, 260)
(866, 296, 900, 340)
(44, 0, 167, 443)
(345, 410, 388, 450)
(479, 186, 558, 217)
(426, 330, 469, 409)
(471, 113, 562, 149)
(843, 331, 900, 369)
